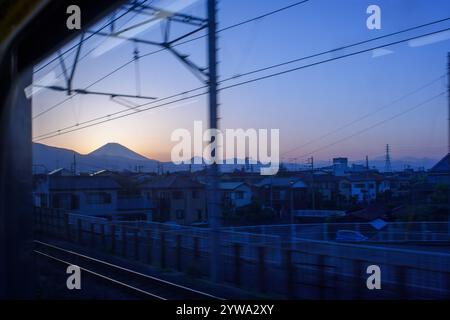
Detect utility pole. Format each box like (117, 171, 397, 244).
(207, 0, 221, 283)
(73, 153, 77, 175)
(447, 52, 450, 235)
(308, 156, 315, 210)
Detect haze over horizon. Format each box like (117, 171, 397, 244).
(31, 0, 450, 163)
(34, 141, 443, 172)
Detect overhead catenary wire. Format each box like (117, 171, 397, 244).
(33, 20, 450, 129)
(32, 2, 155, 119)
(49, 1, 154, 83)
(280, 74, 446, 157)
(32, 13, 450, 121)
(33, 0, 149, 75)
(32, 0, 312, 120)
(33, 86, 208, 139)
(219, 17, 450, 82)
(292, 91, 448, 160)
(217, 27, 450, 92)
(33, 27, 450, 141)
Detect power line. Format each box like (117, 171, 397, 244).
(33, 86, 207, 140)
(33, 0, 149, 75)
(49, 1, 153, 82)
(32, 0, 312, 120)
(32, 57, 138, 119)
(217, 27, 450, 92)
(33, 9, 449, 121)
(34, 90, 208, 141)
(33, 27, 450, 141)
(281, 74, 446, 157)
(33, 17, 450, 122)
(32, 3, 153, 119)
(293, 91, 447, 160)
(219, 17, 450, 82)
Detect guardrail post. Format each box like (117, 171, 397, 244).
(285, 249, 295, 298)
(258, 246, 266, 293)
(352, 259, 364, 299)
(193, 236, 200, 260)
(100, 224, 106, 249)
(160, 231, 166, 269)
(77, 219, 83, 245)
(446, 272, 450, 300)
(111, 225, 116, 254)
(55, 210, 61, 237)
(146, 229, 153, 264)
(176, 234, 182, 271)
(64, 213, 70, 241)
(387, 224, 392, 241)
(49, 209, 54, 235)
(121, 226, 127, 257)
(44, 208, 48, 233)
(318, 255, 326, 299)
(395, 265, 408, 299)
(233, 243, 241, 286)
(323, 223, 328, 241)
(134, 228, 140, 261)
(90, 222, 95, 247)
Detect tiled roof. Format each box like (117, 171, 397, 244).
(141, 175, 204, 189)
(254, 177, 301, 187)
(430, 154, 450, 173)
(49, 176, 121, 190)
(219, 182, 246, 190)
(345, 173, 384, 182)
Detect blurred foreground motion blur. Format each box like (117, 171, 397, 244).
(0, 0, 449, 302)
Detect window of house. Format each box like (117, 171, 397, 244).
(192, 190, 199, 199)
(86, 192, 112, 205)
(235, 191, 244, 199)
(197, 209, 202, 220)
(39, 194, 48, 208)
(176, 209, 185, 219)
(161, 192, 170, 199)
(71, 195, 80, 210)
(355, 183, 365, 189)
(172, 191, 183, 200)
(52, 193, 72, 209)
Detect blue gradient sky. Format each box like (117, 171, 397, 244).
(32, 0, 450, 164)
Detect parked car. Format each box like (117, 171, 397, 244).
(336, 230, 368, 242)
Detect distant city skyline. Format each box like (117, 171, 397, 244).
(31, 0, 450, 162)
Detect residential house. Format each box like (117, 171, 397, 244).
(140, 174, 207, 225)
(253, 176, 308, 217)
(219, 182, 252, 208)
(427, 153, 450, 185)
(33, 175, 152, 221)
(339, 173, 387, 203)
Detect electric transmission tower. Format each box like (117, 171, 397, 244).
(384, 144, 392, 173)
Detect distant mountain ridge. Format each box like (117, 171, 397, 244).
(87, 142, 149, 161)
(33, 142, 159, 173)
(32, 142, 440, 174)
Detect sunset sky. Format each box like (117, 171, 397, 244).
(31, 0, 450, 163)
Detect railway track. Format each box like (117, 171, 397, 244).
(34, 240, 224, 300)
